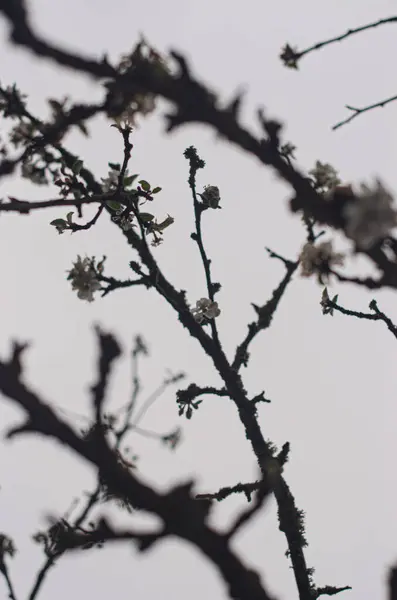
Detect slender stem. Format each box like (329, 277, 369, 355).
(332, 94, 397, 131)
(1, 565, 18, 600)
(296, 16, 397, 63)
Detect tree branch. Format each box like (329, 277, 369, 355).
(0, 339, 276, 600)
(322, 295, 397, 339)
(233, 250, 297, 370)
(332, 94, 397, 131)
(184, 146, 222, 347)
(283, 16, 397, 68)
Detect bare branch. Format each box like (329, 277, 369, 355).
(322, 294, 397, 339)
(0, 339, 276, 600)
(332, 94, 397, 131)
(233, 251, 297, 371)
(281, 16, 397, 68)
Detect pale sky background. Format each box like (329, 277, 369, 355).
(0, 1, 396, 599)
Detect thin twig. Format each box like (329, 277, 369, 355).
(233, 251, 297, 370)
(325, 297, 397, 339)
(1, 564, 18, 600)
(332, 94, 397, 130)
(290, 16, 397, 65)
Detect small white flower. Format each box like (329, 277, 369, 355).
(120, 216, 134, 231)
(101, 169, 120, 193)
(343, 179, 397, 249)
(115, 94, 157, 128)
(200, 185, 221, 208)
(191, 298, 221, 323)
(67, 256, 101, 302)
(299, 241, 344, 283)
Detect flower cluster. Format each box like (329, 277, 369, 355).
(343, 179, 397, 249)
(111, 209, 135, 231)
(191, 298, 221, 324)
(100, 164, 172, 244)
(200, 185, 221, 208)
(67, 256, 105, 302)
(101, 167, 120, 193)
(299, 241, 344, 283)
(309, 161, 341, 194)
(111, 37, 170, 128)
(115, 96, 156, 129)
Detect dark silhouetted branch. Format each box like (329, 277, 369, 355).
(332, 94, 397, 131)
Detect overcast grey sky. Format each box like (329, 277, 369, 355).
(0, 1, 397, 599)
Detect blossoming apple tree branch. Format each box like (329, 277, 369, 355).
(1, 3, 397, 290)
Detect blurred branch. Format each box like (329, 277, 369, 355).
(46, 516, 166, 553)
(0, 195, 108, 213)
(0, 336, 275, 600)
(28, 486, 101, 600)
(91, 328, 121, 423)
(389, 566, 397, 600)
(0, 547, 18, 600)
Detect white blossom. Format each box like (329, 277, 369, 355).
(67, 256, 101, 302)
(299, 241, 344, 281)
(101, 168, 120, 193)
(116, 94, 157, 128)
(343, 179, 397, 249)
(120, 216, 134, 231)
(191, 298, 221, 323)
